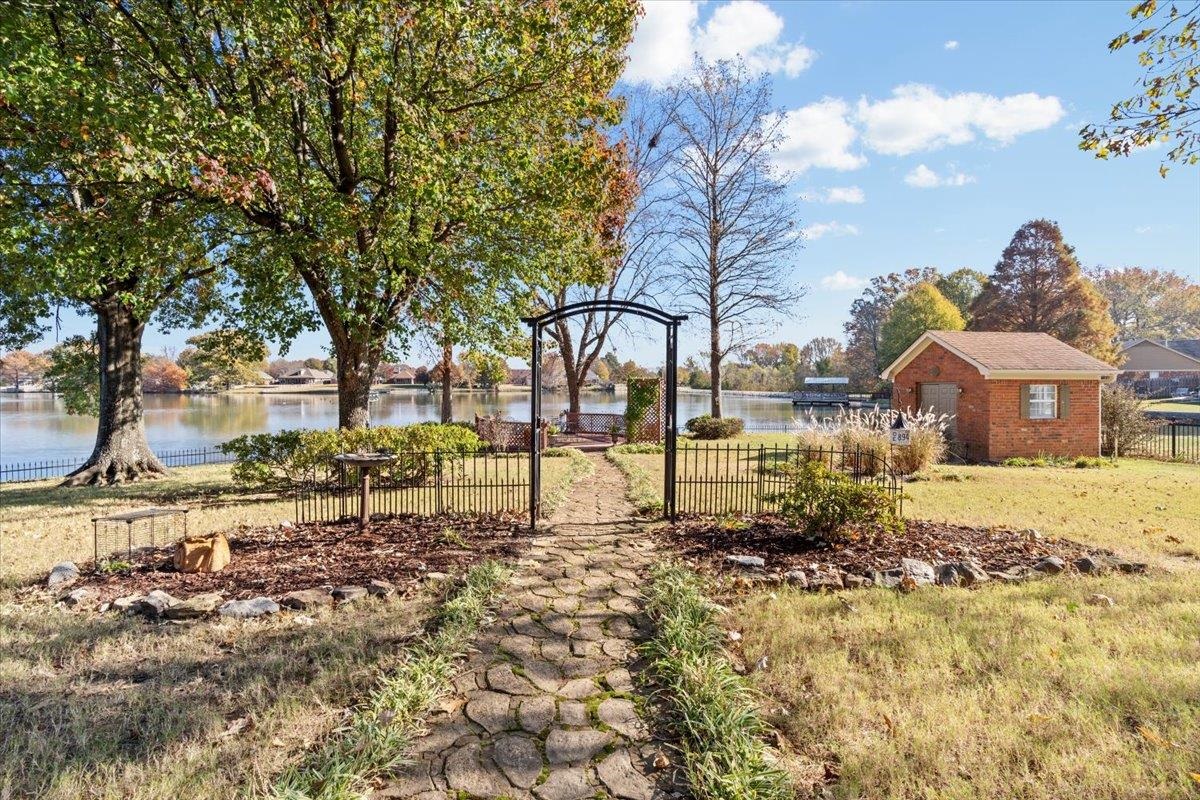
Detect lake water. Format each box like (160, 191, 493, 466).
(0, 389, 804, 465)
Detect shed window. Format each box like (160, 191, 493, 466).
(1028, 384, 1057, 419)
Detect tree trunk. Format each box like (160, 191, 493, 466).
(61, 303, 166, 486)
(709, 307, 723, 419)
(556, 325, 582, 414)
(335, 349, 375, 429)
(440, 340, 453, 423)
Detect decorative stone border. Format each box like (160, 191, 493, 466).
(46, 560, 443, 621)
(719, 551, 1149, 592)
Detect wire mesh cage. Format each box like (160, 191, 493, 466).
(92, 507, 190, 565)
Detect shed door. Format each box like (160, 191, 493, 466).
(919, 382, 958, 438)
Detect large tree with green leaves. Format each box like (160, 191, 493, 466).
(1080, 0, 1200, 174)
(1090, 266, 1200, 339)
(60, 0, 636, 429)
(970, 220, 1120, 362)
(536, 91, 673, 414)
(878, 283, 966, 369)
(843, 267, 939, 389)
(1, 7, 224, 484)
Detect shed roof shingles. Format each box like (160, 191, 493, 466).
(929, 331, 1116, 372)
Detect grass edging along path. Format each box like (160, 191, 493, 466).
(271, 560, 511, 800)
(642, 562, 794, 800)
(606, 443, 665, 515)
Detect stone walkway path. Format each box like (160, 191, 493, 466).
(374, 454, 665, 800)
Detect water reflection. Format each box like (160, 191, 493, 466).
(0, 389, 800, 464)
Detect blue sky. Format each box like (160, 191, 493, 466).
(28, 0, 1200, 367)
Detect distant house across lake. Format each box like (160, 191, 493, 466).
(278, 367, 335, 385)
(883, 331, 1118, 461)
(376, 363, 418, 385)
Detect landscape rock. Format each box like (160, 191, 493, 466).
(111, 594, 144, 612)
(366, 579, 396, 597)
(163, 592, 224, 620)
(870, 569, 903, 589)
(782, 570, 809, 588)
(1073, 555, 1107, 574)
(280, 588, 333, 610)
(133, 589, 180, 618)
(844, 574, 873, 589)
(47, 561, 79, 590)
(808, 572, 844, 591)
(1024, 528, 1042, 542)
(1115, 559, 1148, 574)
(219, 597, 280, 619)
(935, 560, 990, 587)
(331, 585, 368, 603)
(59, 587, 94, 609)
(1086, 593, 1116, 607)
(988, 567, 1035, 584)
(1032, 556, 1066, 575)
(725, 554, 765, 569)
(900, 558, 936, 585)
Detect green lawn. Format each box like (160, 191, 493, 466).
(906, 460, 1200, 563)
(738, 574, 1200, 799)
(1143, 398, 1200, 415)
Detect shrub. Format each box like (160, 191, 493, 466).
(795, 407, 949, 475)
(770, 460, 900, 540)
(685, 415, 745, 439)
(1102, 384, 1160, 456)
(1000, 454, 1113, 469)
(220, 423, 483, 489)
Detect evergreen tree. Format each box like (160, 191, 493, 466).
(970, 220, 1119, 362)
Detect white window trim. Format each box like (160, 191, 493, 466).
(1028, 384, 1057, 420)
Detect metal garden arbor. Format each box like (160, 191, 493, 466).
(523, 301, 687, 525)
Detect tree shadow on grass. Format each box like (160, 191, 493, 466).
(0, 596, 430, 799)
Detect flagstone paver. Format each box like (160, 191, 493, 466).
(373, 454, 662, 800)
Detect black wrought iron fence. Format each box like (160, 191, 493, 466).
(1109, 421, 1200, 463)
(0, 446, 234, 483)
(675, 443, 903, 517)
(294, 449, 531, 524)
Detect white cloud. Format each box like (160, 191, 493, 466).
(857, 83, 1066, 155)
(1134, 225, 1153, 234)
(624, 0, 815, 87)
(903, 163, 976, 188)
(816, 185, 866, 204)
(774, 98, 867, 174)
(820, 270, 868, 291)
(802, 221, 861, 240)
(943, 40, 959, 51)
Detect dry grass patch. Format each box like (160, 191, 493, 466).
(0, 588, 433, 799)
(738, 574, 1200, 799)
(905, 460, 1200, 563)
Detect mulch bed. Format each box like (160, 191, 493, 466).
(79, 515, 530, 601)
(660, 516, 1113, 578)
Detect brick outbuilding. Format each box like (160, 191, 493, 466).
(882, 331, 1118, 461)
